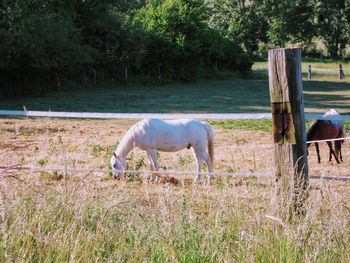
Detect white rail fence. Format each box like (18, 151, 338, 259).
(307, 64, 349, 79)
(2, 110, 350, 121)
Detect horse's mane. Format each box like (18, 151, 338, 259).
(115, 120, 146, 156)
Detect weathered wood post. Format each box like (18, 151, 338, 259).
(268, 48, 309, 214)
(339, 64, 345, 80)
(308, 65, 312, 79)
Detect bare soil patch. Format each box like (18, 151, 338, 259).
(1, 118, 349, 180)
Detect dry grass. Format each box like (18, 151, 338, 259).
(1, 117, 350, 262)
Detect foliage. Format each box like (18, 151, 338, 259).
(134, 0, 252, 81)
(315, 0, 350, 59)
(0, 0, 93, 95)
(0, 0, 251, 96)
(2, 0, 350, 97)
(207, 0, 269, 53)
(262, 0, 316, 47)
(207, 0, 316, 52)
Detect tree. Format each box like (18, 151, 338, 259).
(135, 0, 251, 81)
(316, 0, 350, 58)
(207, 0, 268, 53)
(0, 0, 93, 95)
(258, 0, 316, 47)
(207, 0, 317, 50)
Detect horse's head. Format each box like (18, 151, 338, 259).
(110, 152, 127, 179)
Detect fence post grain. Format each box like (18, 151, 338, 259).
(268, 48, 309, 214)
(339, 64, 344, 79)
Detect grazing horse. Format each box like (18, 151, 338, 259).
(307, 109, 344, 164)
(110, 119, 214, 182)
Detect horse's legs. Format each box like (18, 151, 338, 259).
(193, 148, 213, 183)
(315, 143, 321, 163)
(146, 151, 155, 170)
(193, 150, 203, 183)
(327, 141, 340, 164)
(146, 148, 159, 181)
(335, 141, 343, 162)
(339, 143, 343, 162)
(201, 151, 213, 173)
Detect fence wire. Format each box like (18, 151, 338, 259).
(307, 136, 350, 144)
(0, 165, 272, 179)
(1, 165, 350, 183)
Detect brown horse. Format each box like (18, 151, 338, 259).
(307, 109, 344, 164)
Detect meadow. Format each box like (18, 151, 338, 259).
(1, 60, 350, 262)
(1, 61, 350, 114)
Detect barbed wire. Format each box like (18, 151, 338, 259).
(307, 136, 350, 144)
(1, 165, 350, 183)
(0, 165, 272, 178)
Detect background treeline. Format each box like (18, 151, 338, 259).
(1, 0, 350, 96)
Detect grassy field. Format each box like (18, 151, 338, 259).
(1, 61, 350, 114)
(253, 60, 350, 114)
(1, 61, 350, 262)
(1, 117, 350, 262)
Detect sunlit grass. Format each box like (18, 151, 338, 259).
(1, 117, 350, 262)
(1, 162, 349, 262)
(253, 60, 350, 83)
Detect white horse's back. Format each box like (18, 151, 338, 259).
(134, 119, 208, 152)
(324, 108, 343, 127)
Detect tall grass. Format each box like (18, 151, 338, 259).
(1, 172, 349, 262)
(1, 116, 350, 262)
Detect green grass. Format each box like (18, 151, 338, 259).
(1, 60, 350, 115)
(254, 60, 350, 81)
(0, 79, 272, 113)
(210, 119, 273, 132)
(210, 119, 350, 132)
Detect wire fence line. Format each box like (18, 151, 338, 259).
(1, 165, 350, 183)
(307, 136, 350, 144)
(0, 166, 272, 179)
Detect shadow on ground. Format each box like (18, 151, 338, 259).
(0, 79, 349, 114)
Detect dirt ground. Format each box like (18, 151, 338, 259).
(1, 118, 349, 181)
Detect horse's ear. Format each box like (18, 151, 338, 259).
(113, 152, 118, 158)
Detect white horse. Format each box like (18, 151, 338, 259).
(110, 119, 214, 182)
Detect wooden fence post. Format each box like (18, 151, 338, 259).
(268, 48, 309, 214)
(339, 64, 344, 79)
(308, 65, 312, 79)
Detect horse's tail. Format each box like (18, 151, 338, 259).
(202, 122, 214, 171)
(306, 120, 318, 146)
